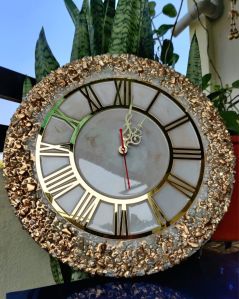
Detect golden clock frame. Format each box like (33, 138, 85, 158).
(3, 54, 235, 277)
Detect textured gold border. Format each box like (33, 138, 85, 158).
(3, 54, 235, 277)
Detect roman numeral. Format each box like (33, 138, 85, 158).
(44, 165, 79, 201)
(39, 142, 71, 157)
(167, 174, 196, 199)
(164, 115, 189, 132)
(71, 192, 100, 226)
(145, 90, 161, 112)
(172, 148, 202, 160)
(114, 79, 132, 106)
(114, 204, 128, 236)
(80, 85, 103, 113)
(148, 197, 169, 227)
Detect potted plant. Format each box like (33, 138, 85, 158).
(186, 34, 239, 242)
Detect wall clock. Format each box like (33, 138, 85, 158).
(3, 54, 234, 277)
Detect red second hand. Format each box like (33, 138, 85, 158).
(119, 128, 131, 190)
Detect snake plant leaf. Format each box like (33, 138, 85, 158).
(64, 0, 80, 26)
(162, 3, 177, 18)
(102, 0, 116, 53)
(160, 39, 174, 65)
(138, 0, 154, 59)
(91, 0, 104, 55)
(109, 0, 139, 54)
(50, 256, 64, 284)
(22, 77, 33, 98)
(82, 0, 95, 56)
(186, 33, 202, 88)
(35, 28, 60, 82)
(71, 11, 91, 61)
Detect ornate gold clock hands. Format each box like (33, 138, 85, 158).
(119, 101, 146, 154)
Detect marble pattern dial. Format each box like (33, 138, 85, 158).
(35, 78, 204, 238)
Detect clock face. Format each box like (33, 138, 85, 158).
(3, 55, 234, 277)
(35, 78, 204, 238)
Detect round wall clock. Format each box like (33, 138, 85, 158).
(3, 54, 234, 277)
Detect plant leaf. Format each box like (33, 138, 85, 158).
(186, 33, 202, 88)
(232, 80, 239, 89)
(64, 0, 80, 26)
(71, 11, 91, 61)
(171, 53, 179, 66)
(202, 73, 212, 90)
(109, 0, 141, 54)
(160, 39, 174, 65)
(155, 24, 174, 37)
(138, 0, 154, 59)
(22, 77, 33, 98)
(35, 28, 60, 82)
(220, 111, 239, 134)
(50, 256, 64, 284)
(102, 0, 116, 53)
(162, 4, 177, 18)
(91, 0, 104, 55)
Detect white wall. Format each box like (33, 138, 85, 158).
(0, 171, 54, 298)
(187, 0, 239, 87)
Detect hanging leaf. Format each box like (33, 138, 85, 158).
(160, 39, 174, 65)
(71, 11, 91, 61)
(232, 80, 239, 88)
(64, 0, 80, 26)
(138, 0, 154, 59)
(22, 77, 33, 98)
(109, 0, 144, 55)
(155, 24, 174, 37)
(171, 53, 179, 66)
(162, 4, 177, 18)
(102, 0, 116, 52)
(91, 0, 104, 55)
(35, 28, 60, 82)
(202, 73, 212, 90)
(186, 33, 202, 88)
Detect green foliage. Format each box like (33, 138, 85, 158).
(109, 0, 141, 54)
(155, 24, 174, 37)
(207, 83, 239, 135)
(232, 80, 239, 88)
(148, 1, 156, 17)
(71, 10, 91, 60)
(50, 256, 89, 284)
(160, 39, 178, 66)
(186, 33, 202, 88)
(162, 4, 177, 18)
(22, 77, 33, 98)
(35, 28, 60, 82)
(102, 0, 116, 53)
(202, 73, 212, 90)
(50, 256, 64, 284)
(64, 0, 80, 25)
